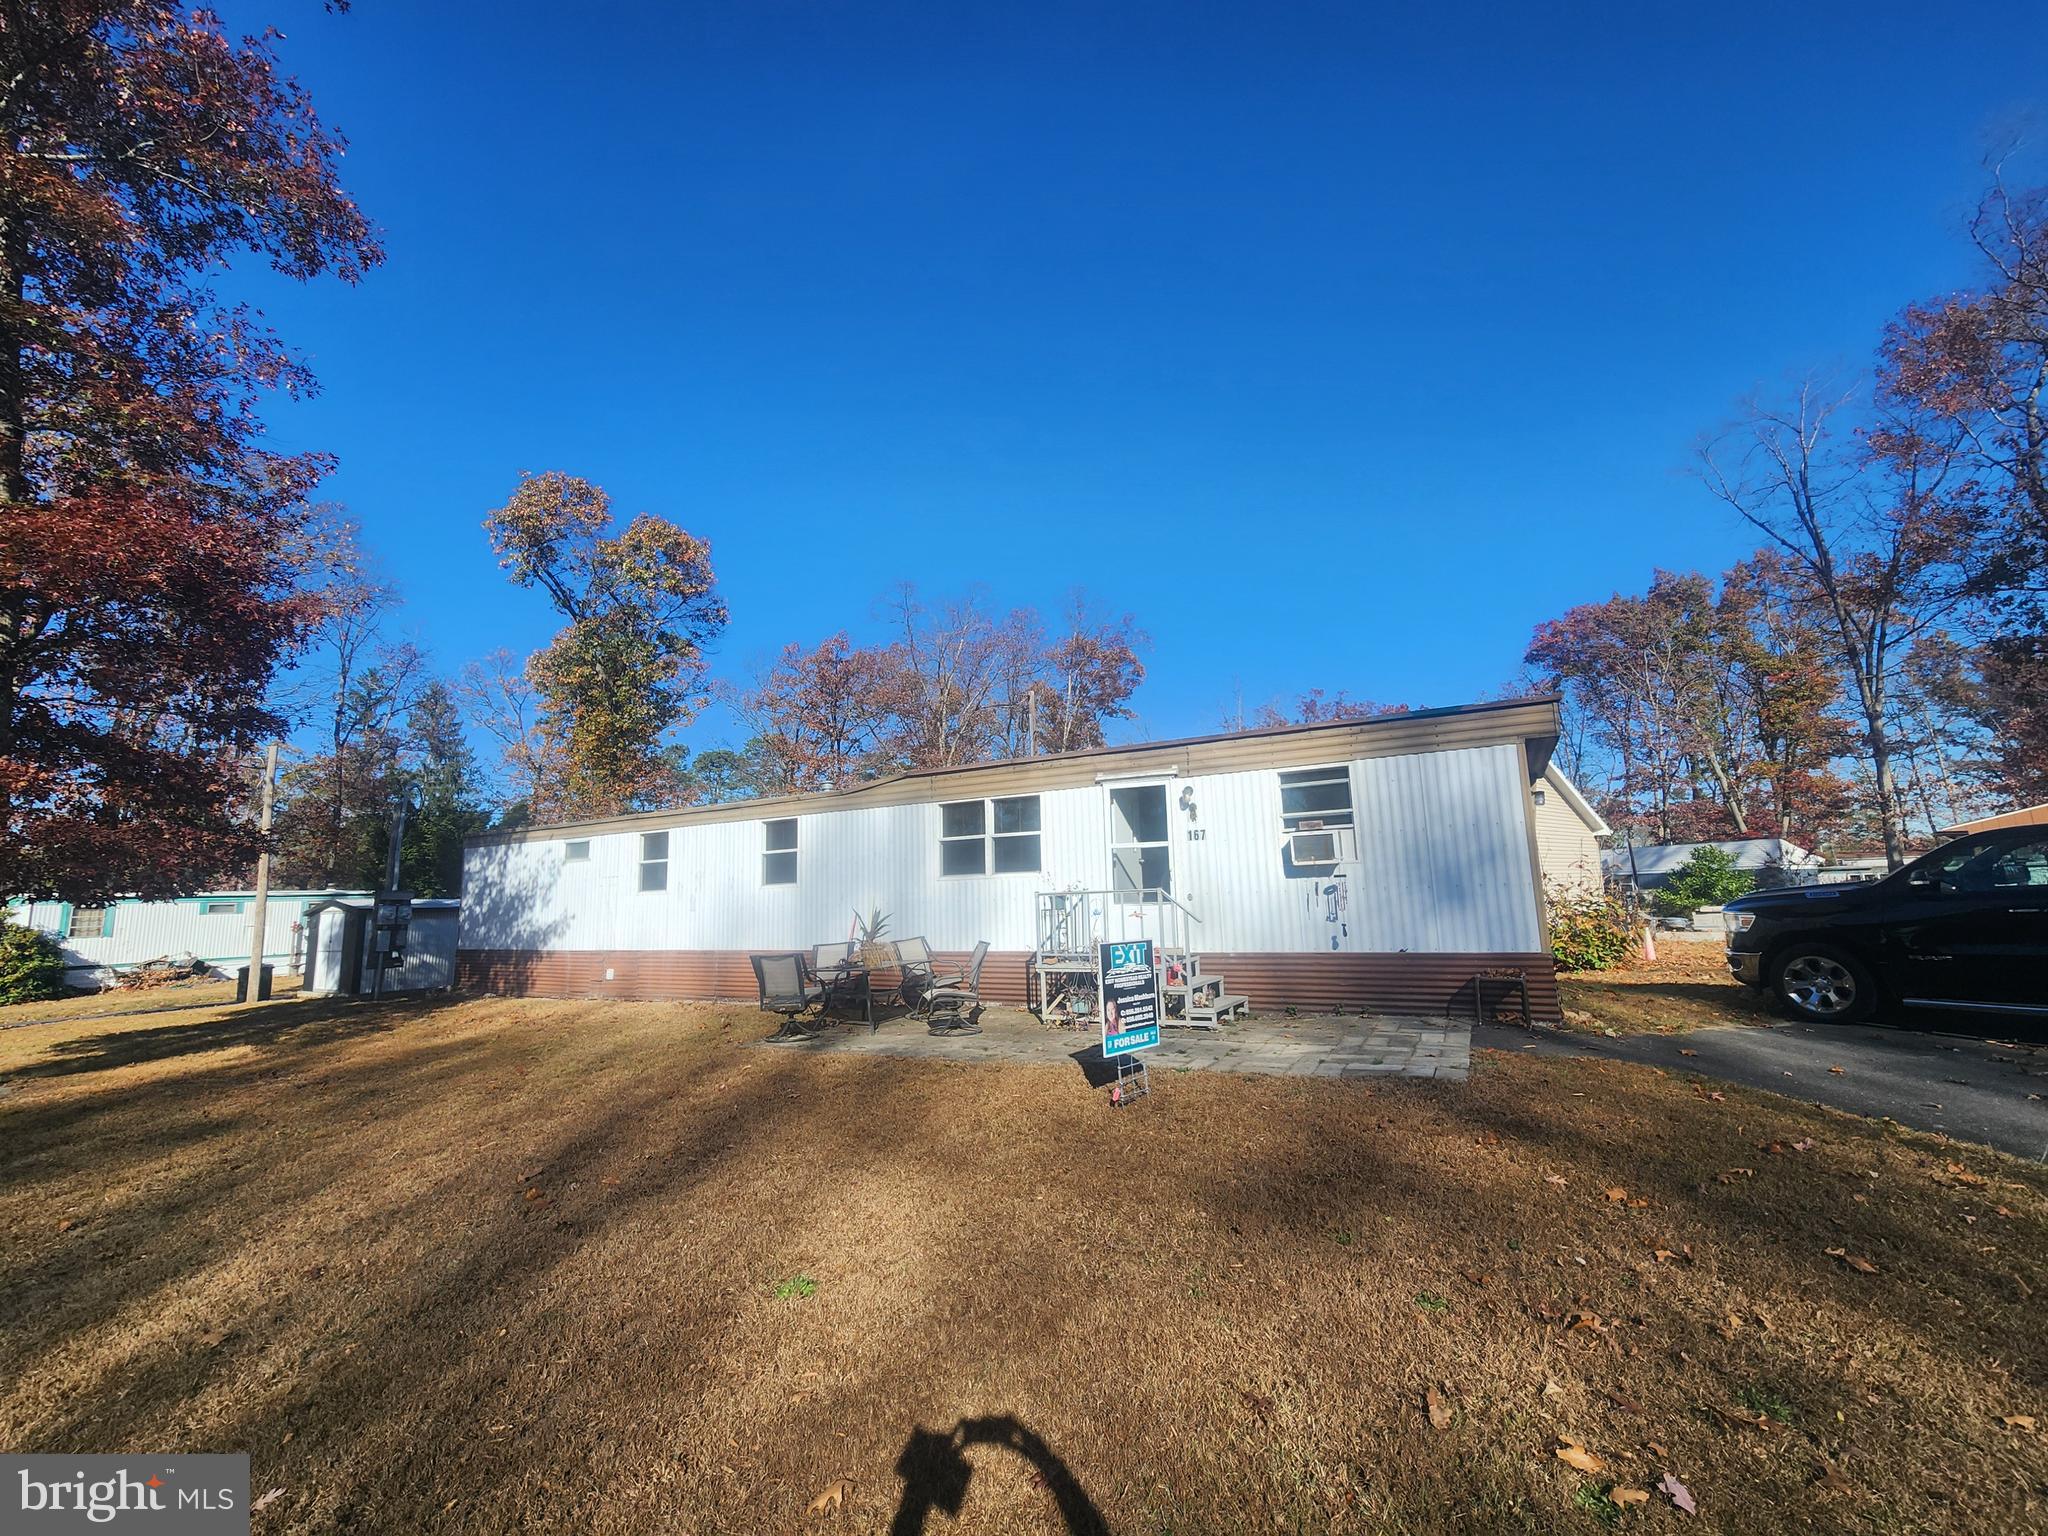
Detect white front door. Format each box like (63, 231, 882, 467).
(1108, 783, 1172, 900)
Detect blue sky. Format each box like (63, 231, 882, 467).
(224, 1, 2047, 752)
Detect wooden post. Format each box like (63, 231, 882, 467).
(244, 739, 279, 1005)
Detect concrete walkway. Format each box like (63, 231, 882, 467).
(757, 1008, 1471, 1081)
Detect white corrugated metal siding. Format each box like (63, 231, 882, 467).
(462, 743, 1543, 957)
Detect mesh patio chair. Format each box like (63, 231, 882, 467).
(926, 940, 989, 1036)
(811, 940, 865, 1016)
(896, 936, 947, 1012)
(752, 952, 824, 1037)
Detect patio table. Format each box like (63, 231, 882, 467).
(817, 959, 887, 1031)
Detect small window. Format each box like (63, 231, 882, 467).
(763, 819, 797, 885)
(69, 905, 110, 938)
(1279, 766, 1355, 875)
(639, 830, 669, 892)
(1278, 766, 1355, 830)
(564, 839, 591, 863)
(992, 795, 1042, 873)
(199, 899, 241, 916)
(940, 800, 987, 876)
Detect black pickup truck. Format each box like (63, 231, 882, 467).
(1721, 827, 2048, 1025)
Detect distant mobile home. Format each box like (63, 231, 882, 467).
(8, 889, 371, 985)
(459, 696, 1575, 1021)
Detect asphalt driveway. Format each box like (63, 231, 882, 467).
(1477, 1013, 2048, 1160)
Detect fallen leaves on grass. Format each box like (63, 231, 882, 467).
(1554, 1436, 1605, 1474)
(2001, 1413, 2038, 1432)
(807, 1477, 853, 1515)
(1660, 1472, 1697, 1515)
(1828, 1065, 1846, 1075)
(251, 1488, 285, 1513)
(1612, 1486, 1651, 1507)
(1826, 1248, 1880, 1274)
(1603, 1187, 1628, 1202)
(1425, 1385, 1453, 1429)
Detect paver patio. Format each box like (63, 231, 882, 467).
(757, 1006, 1472, 1080)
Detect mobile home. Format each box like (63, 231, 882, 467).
(8, 890, 371, 985)
(459, 696, 1572, 1021)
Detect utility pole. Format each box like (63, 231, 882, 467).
(371, 786, 415, 1003)
(1027, 689, 1038, 757)
(243, 740, 280, 1005)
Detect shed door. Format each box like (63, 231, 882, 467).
(1108, 784, 1172, 900)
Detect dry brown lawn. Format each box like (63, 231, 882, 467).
(1559, 945, 1773, 1035)
(2, 989, 2045, 1534)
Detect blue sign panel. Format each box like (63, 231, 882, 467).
(1100, 939, 1161, 1057)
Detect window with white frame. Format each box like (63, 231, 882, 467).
(939, 795, 1042, 876)
(992, 795, 1042, 872)
(763, 819, 797, 885)
(198, 899, 241, 916)
(639, 830, 669, 892)
(1279, 765, 1356, 869)
(69, 905, 110, 938)
(564, 839, 591, 863)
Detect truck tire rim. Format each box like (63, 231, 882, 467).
(1780, 954, 1855, 1016)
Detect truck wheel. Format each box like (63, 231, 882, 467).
(1768, 944, 1877, 1025)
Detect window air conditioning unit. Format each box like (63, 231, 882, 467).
(1288, 827, 1355, 864)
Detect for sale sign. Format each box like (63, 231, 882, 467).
(1099, 939, 1161, 1058)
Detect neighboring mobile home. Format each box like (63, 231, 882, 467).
(8, 889, 371, 985)
(1528, 769, 1609, 900)
(1601, 837, 1821, 892)
(459, 696, 1571, 1021)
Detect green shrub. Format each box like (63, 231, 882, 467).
(0, 917, 65, 1004)
(1548, 888, 1638, 972)
(1652, 845, 1755, 916)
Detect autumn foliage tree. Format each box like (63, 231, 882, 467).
(1526, 566, 1855, 845)
(0, 3, 379, 900)
(1878, 164, 2048, 795)
(481, 472, 726, 820)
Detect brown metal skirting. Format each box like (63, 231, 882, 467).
(455, 947, 1560, 1022)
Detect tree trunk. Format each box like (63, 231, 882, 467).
(0, 210, 29, 782)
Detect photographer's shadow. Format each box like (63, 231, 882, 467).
(890, 1414, 1109, 1536)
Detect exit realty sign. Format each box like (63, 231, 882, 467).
(1099, 939, 1161, 1057)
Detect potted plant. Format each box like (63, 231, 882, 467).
(852, 906, 894, 966)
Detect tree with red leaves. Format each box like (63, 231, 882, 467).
(0, 3, 380, 900)
(1878, 165, 2048, 797)
(1229, 689, 1410, 732)
(732, 633, 904, 795)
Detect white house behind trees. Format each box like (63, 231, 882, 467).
(458, 696, 1576, 1021)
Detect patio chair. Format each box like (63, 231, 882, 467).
(810, 940, 865, 1016)
(896, 936, 948, 1011)
(926, 940, 989, 1036)
(752, 952, 824, 1037)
